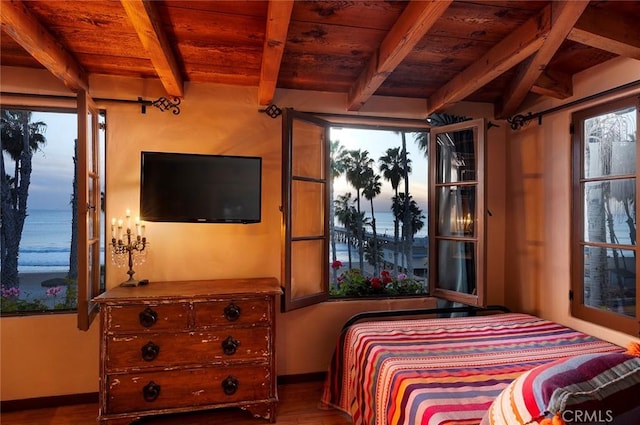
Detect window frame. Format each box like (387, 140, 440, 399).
(281, 108, 331, 311)
(77, 89, 104, 330)
(428, 119, 487, 306)
(0, 94, 105, 326)
(570, 94, 639, 336)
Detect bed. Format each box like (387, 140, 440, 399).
(320, 308, 627, 425)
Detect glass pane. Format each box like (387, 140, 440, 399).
(437, 240, 476, 294)
(583, 180, 636, 245)
(88, 242, 97, 298)
(583, 246, 635, 318)
(436, 186, 475, 237)
(584, 106, 636, 179)
(436, 127, 476, 183)
(86, 110, 95, 172)
(292, 180, 324, 237)
(293, 119, 324, 179)
(88, 176, 96, 238)
(99, 112, 106, 292)
(291, 239, 324, 298)
(0, 111, 81, 314)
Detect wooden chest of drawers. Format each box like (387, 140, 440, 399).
(93, 278, 281, 424)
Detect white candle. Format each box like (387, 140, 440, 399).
(125, 209, 131, 229)
(111, 218, 116, 239)
(117, 219, 123, 240)
(135, 216, 140, 236)
(141, 224, 146, 238)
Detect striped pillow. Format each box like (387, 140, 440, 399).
(481, 352, 640, 425)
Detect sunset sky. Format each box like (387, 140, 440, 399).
(2, 111, 428, 214)
(330, 127, 428, 213)
(2, 111, 77, 211)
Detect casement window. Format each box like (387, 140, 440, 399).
(77, 89, 106, 330)
(0, 91, 105, 330)
(571, 95, 639, 336)
(281, 108, 487, 311)
(429, 119, 486, 307)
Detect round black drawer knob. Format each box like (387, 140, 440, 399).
(141, 341, 160, 361)
(221, 336, 240, 355)
(142, 381, 161, 402)
(224, 303, 241, 321)
(221, 376, 239, 395)
(139, 307, 158, 328)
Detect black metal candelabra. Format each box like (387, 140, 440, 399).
(111, 228, 147, 287)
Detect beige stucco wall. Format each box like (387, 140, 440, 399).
(504, 56, 640, 347)
(1, 68, 482, 401)
(4, 56, 638, 403)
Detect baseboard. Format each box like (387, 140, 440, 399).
(1, 373, 328, 412)
(0, 392, 98, 412)
(277, 371, 327, 385)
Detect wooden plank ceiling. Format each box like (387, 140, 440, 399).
(1, 0, 639, 119)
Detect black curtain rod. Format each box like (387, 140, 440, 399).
(258, 103, 431, 130)
(0, 91, 181, 115)
(507, 79, 640, 130)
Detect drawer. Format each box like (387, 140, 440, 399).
(106, 327, 270, 370)
(106, 365, 272, 414)
(106, 303, 189, 332)
(195, 299, 271, 327)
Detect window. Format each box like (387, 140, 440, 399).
(571, 95, 639, 336)
(77, 90, 106, 330)
(281, 109, 487, 311)
(329, 127, 429, 299)
(429, 119, 486, 307)
(0, 91, 105, 330)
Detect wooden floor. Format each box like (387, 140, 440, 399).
(0, 381, 352, 425)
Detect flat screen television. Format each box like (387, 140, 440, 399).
(140, 151, 262, 223)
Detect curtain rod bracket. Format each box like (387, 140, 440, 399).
(508, 79, 640, 131)
(259, 104, 283, 119)
(137, 96, 181, 115)
(507, 113, 533, 130)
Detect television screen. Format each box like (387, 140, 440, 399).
(140, 152, 262, 223)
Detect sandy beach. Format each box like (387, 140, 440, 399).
(5, 272, 70, 308)
(18, 271, 68, 286)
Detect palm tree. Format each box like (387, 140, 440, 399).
(379, 147, 406, 273)
(0, 110, 47, 288)
(414, 113, 471, 157)
(400, 132, 413, 277)
(392, 193, 425, 274)
(330, 140, 347, 284)
(362, 172, 382, 274)
(583, 111, 636, 309)
(68, 139, 79, 280)
(334, 192, 356, 270)
(343, 149, 374, 271)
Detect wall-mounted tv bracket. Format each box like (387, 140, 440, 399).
(259, 104, 283, 118)
(138, 96, 181, 115)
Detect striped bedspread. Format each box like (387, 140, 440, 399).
(320, 313, 623, 425)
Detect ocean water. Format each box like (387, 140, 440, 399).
(18, 209, 73, 273)
(11, 209, 633, 274)
(336, 210, 428, 239)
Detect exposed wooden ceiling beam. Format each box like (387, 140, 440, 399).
(258, 0, 294, 106)
(567, 5, 640, 60)
(531, 69, 573, 99)
(347, 0, 452, 111)
(120, 0, 184, 98)
(498, 1, 588, 119)
(426, 4, 552, 117)
(0, 0, 88, 92)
